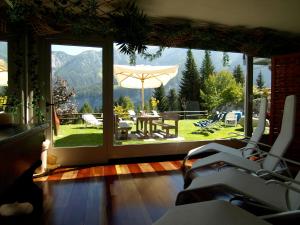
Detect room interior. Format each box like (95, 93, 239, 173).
(0, 0, 300, 224)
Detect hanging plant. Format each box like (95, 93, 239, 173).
(141, 46, 165, 61)
(110, 1, 150, 55)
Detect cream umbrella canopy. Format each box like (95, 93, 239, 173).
(0, 59, 8, 86)
(114, 65, 179, 109)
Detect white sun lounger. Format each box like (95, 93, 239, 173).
(184, 95, 296, 185)
(183, 97, 267, 166)
(153, 200, 271, 225)
(82, 113, 103, 127)
(176, 167, 300, 213)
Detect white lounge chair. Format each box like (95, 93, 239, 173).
(183, 98, 267, 167)
(82, 114, 103, 127)
(224, 111, 237, 126)
(176, 167, 300, 213)
(153, 200, 271, 225)
(184, 95, 296, 186)
(151, 110, 160, 116)
(128, 110, 137, 122)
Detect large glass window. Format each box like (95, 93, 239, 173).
(113, 45, 252, 145)
(51, 44, 103, 147)
(0, 41, 8, 113)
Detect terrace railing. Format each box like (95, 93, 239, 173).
(57, 113, 103, 124)
(165, 110, 208, 119)
(57, 111, 207, 124)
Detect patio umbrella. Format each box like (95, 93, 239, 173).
(114, 64, 179, 109)
(0, 59, 8, 86)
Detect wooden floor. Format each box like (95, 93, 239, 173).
(1, 160, 189, 225)
(1, 159, 295, 225)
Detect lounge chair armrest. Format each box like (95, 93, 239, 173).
(255, 142, 272, 148)
(257, 169, 300, 185)
(245, 151, 265, 159)
(254, 149, 300, 168)
(259, 210, 300, 220)
(256, 168, 288, 178)
(229, 132, 272, 148)
(240, 147, 259, 157)
(265, 179, 300, 193)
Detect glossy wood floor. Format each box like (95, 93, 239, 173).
(5, 160, 189, 225)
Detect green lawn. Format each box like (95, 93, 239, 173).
(53, 119, 244, 147)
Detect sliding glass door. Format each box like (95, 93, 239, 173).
(46, 41, 111, 166)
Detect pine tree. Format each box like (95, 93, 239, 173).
(222, 52, 230, 67)
(256, 71, 265, 89)
(79, 102, 93, 113)
(117, 96, 134, 110)
(199, 50, 215, 109)
(199, 50, 215, 84)
(153, 84, 168, 112)
(233, 64, 244, 84)
(179, 49, 201, 105)
(167, 88, 180, 111)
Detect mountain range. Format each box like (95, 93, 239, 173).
(52, 45, 271, 110)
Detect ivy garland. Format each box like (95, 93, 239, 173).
(27, 33, 46, 124)
(6, 34, 23, 117)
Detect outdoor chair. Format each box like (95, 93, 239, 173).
(183, 98, 267, 169)
(82, 113, 103, 128)
(114, 114, 132, 140)
(224, 111, 237, 126)
(151, 110, 160, 116)
(152, 112, 179, 138)
(128, 109, 137, 122)
(193, 112, 221, 128)
(183, 95, 296, 187)
(176, 167, 300, 213)
(153, 200, 271, 225)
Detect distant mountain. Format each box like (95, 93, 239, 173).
(53, 50, 103, 109)
(51, 46, 271, 110)
(51, 51, 74, 73)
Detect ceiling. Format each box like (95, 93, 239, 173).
(137, 0, 300, 34)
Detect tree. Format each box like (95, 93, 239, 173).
(149, 97, 159, 110)
(200, 70, 243, 112)
(167, 88, 180, 111)
(153, 84, 168, 112)
(199, 50, 215, 84)
(256, 71, 265, 89)
(199, 50, 215, 109)
(52, 76, 77, 114)
(79, 102, 93, 113)
(117, 96, 134, 110)
(222, 52, 230, 67)
(179, 49, 201, 106)
(233, 64, 244, 84)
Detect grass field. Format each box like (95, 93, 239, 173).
(53, 119, 244, 147)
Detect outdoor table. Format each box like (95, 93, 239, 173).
(136, 115, 161, 137)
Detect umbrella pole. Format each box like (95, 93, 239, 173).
(141, 80, 144, 110)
